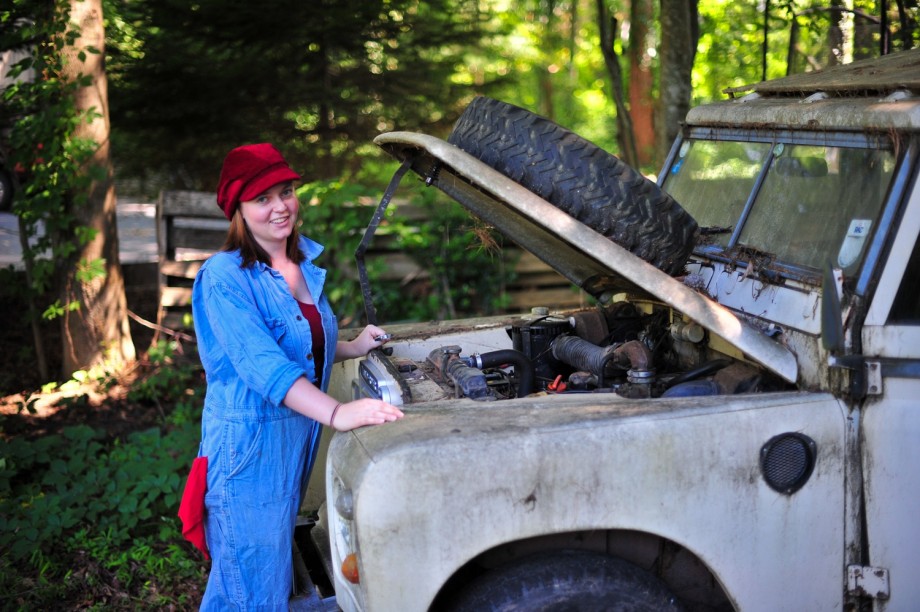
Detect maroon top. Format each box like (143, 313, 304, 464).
(297, 300, 325, 386)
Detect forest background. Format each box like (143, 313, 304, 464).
(1, 0, 916, 609)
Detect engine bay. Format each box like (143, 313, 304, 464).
(354, 302, 786, 406)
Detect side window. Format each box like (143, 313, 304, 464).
(889, 235, 920, 323)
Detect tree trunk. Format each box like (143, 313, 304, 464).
(828, 0, 845, 66)
(538, 0, 557, 120)
(597, 0, 639, 168)
(655, 0, 697, 169)
(629, 0, 656, 167)
(59, 0, 135, 376)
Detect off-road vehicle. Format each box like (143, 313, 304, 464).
(300, 49, 920, 611)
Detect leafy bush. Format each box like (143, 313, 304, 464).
(389, 184, 515, 320)
(127, 340, 201, 405)
(0, 349, 208, 609)
(297, 177, 515, 326)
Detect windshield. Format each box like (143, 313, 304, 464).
(663, 138, 897, 276)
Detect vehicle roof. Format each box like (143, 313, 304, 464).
(732, 47, 920, 96)
(687, 48, 920, 131)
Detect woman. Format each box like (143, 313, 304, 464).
(190, 143, 404, 609)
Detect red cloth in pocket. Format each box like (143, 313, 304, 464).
(178, 456, 210, 559)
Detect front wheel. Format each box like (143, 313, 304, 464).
(447, 549, 684, 612)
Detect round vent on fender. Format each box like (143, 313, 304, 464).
(760, 433, 817, 495)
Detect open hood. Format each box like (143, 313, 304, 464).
(375, 131, 798, 383)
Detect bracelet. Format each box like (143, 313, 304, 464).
(329, 402, 343, 428)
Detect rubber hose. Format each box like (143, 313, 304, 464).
(666, 358, 732, 388)
(474, 349, 535, 397)
(551, 335, 615, 379)
(445, 359, 493, 400)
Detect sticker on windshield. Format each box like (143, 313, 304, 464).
(838, 219, 872, 268)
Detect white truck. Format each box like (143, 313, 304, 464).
(298, 49, 920, 611)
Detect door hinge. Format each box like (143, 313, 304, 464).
(847, 565, 890, 600)
(865, 360, 882, 396)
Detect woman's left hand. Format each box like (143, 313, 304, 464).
(330, 398, 404, 431)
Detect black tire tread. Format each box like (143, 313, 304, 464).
(448, 549, 684, 612)
(448, 96, 698, 275)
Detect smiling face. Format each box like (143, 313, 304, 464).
(238, 181, 299, 252)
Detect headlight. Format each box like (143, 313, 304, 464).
(335, 487, 355, 521)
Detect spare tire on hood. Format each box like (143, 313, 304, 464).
(447, 96, 698, 276)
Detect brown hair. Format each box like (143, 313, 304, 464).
(221, 212, 305, 268)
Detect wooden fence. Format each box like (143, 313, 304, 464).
(155, 190, 587, 330)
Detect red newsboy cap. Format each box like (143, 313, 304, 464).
(216, 143, 301, 220)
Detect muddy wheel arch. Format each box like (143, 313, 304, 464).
(429, 529, 734, 611)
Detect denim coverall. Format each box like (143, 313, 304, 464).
(191, 235, 339, 610)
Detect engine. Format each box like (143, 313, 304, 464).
(354, 303, 780, 406)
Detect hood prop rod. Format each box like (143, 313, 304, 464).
(356, 159, 413, 325)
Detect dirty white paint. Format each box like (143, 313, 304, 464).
(328, 392, 848, 611)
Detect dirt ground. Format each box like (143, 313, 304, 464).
(0, 260, 164, 437)
(0, 362, 166, 439)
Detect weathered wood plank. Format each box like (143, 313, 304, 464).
(158, 190, 226, 218)
(160, 260, 204, 279)
(160, 286, 192, 308)
(505, 287, 588, 310)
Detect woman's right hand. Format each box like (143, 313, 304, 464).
(330, 398, 404, 432)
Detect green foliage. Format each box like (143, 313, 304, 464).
(297, 176, 514, 326)
(127, 340, 201, 405)
(0, 366, 207, 609)
(693, 0, 920, 105)
(387, 182, 515, 320)
(103, 0, 499, 189)
(693, 0, 767, 102)
(2, 1, 108, 316)
(453, 1, 623, 159)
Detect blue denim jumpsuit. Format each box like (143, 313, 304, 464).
(191, 235, 338, 610)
